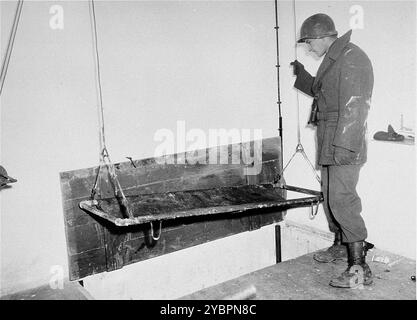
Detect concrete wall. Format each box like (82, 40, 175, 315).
(1, 0, 279, 296)
(1, 0, 415, 298)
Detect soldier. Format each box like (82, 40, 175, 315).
(290, 13, 374, 288)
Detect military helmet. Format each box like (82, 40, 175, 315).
(298, 13, 338, 43)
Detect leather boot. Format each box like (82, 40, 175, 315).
(313, 230, 347, 263)
(329, 241, 373, 288)
(313, 231, 375, 263)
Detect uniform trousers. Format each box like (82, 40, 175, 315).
(321, 165, 367, 243)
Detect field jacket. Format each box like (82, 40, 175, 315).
(294, 30, 374, 165)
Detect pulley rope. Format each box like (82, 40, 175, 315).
(89, 0, 123, 200)
(88, 0, 161, 238)
(274, 0, 321, 219)
(292, 0, 301, 145)
(276, 0, 321, 186)
(0, 0, 24, 97)
(89, 0, 106, 151)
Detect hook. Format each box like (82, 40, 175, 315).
(150, 220, 163, 241)
(309, 200, 320, 220)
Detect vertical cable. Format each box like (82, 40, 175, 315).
(292, 0, 301, 145)
(89, 0, 106, 152)
(274, 0, 283, 176)
(88, 0, 133, 218)
(275, 0, 321, 186)
(292, 0, 298, 60)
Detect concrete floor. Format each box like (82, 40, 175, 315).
(181, 248, 416, 300)
(0, 281, 92, 300)
(1, 248, 415, 300)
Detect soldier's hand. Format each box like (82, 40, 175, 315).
(334, 146, 357, 165)
(290, 60, 304, 76)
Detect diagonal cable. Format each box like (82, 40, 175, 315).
(0, 0, 24, 96)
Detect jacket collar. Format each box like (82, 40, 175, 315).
(312, 30, 352, 91)
(326, 29, 352, 61)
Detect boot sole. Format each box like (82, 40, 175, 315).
(329, 278, 373, 288)
(313, 256, 347, 263)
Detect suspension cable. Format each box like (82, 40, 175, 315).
(88, 0, 133, 219)
(0, 0, 24, 96)
(292, 0, 301, 145)
(286, 1, 321, 219)
(276, 0, 321, 185)
(89, 0, 106, 151)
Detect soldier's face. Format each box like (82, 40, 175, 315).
(305, 38, 328, 57)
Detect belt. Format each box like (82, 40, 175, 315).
(316, 111, 338, 121)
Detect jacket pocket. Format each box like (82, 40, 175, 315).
(321, 123, 337, 159)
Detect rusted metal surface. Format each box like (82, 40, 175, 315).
(60, 137, 286, 280)
(282, 184, 322, 197)
(79, 184, 322, 227)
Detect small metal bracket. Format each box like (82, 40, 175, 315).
(150, 220, 163, 241)
(309, 200, 320, 220)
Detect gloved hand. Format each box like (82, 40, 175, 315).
(334, 146, 357, 165)
(290, 60, 304, 76)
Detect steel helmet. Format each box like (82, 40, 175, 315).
(298, 13, 338, 43)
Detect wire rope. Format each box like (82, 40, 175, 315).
(0, 0, 24, 96)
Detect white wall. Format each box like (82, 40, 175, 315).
(1, 0, 279, 296)
(0, 0, 415, 297)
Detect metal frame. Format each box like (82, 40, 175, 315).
(79, 184, 322, 227)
